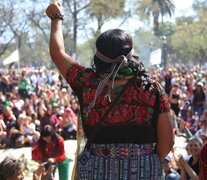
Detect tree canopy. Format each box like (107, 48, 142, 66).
(0, 0, 207, 68)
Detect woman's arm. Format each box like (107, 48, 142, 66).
(48, 136, 66, 163)
(179, 168, 188, 180)
(33, 163, 55, 180)
(169, 90, 173, 103)
(10, 127, 24, 134)
(19, 124, 25, 134)
(155, 112, 174, 160)
(27, 122, 40, 140)
(0, 120, 4, 132)
(183, 163, 199, 180)
(178, 155, 199, 180)
(46, 2, 76, 79)
(175, 155, 188, 180)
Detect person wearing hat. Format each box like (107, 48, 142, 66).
(192, 81, 206, 118)
(10, 113, 40, 148)
(46, 2, 174, 179)
(60, 88, 70, 107)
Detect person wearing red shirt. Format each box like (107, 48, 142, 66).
(32, 125, 69, 180)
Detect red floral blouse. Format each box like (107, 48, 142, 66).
(32, 136, 66, 163)
(66, 63, 170, 144)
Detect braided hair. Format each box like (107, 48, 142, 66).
(92, 29, 149, 80)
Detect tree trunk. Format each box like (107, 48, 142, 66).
(152, 11, 159, 36)
(72, 0, 78, 59)
(199, 49, 207, 67)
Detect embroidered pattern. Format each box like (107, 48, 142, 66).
(78, 143, 162, 180)
(66, 64, 170, 127)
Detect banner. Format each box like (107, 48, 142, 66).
(3, 49, 19, 65)
(149, 49, 162, 65)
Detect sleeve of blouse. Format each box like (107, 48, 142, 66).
(32, 142, 42, 162)
(65, 63, 96, 88)
(54, 136, 66, 163)
(200, 142, 207, 179)
(157, 83, 170, 113)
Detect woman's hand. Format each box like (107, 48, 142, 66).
(177, 155, 199, 180)
(48, 158, 55, 163)
(33, 163, 55, 180)
(33, 164, 45, 180)
(41, 165, 55, 180)
(46, 1, 75, 78)
(177, 155, 187, 167)
(46, 1, 62, 19)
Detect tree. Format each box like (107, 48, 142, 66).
(85, 0, 128, 53)
(0, 0, 32, 67)
(0, 0, 17, 56)
(170, 13, 207, 66)
(193, 0, 207, 12)
(133, 29, 159, 66)
(168, 0, 207, 66)
(63, 0, 90, 58)
(135, 0, 175, 36)
(158, 21, 174, 37)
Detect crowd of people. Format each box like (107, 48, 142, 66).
(149, 64, 207, 179)
(1, 1, 207, 179)
(1, 13, 207, 179)
(0, 64, 207, 179)
(0, 64, 207, 173)
(0, 67, 78, 149)
(150, 64, 207, 139)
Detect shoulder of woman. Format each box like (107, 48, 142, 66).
(67, 63, 94, 74)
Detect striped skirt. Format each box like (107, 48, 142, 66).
(78, 143, 162, 180)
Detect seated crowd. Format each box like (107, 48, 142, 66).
(150, 64, 207, 179)
(0, 67, 78, 148)
(0, 64, 207, 179)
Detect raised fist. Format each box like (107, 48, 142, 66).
(46, 1, 62, 19)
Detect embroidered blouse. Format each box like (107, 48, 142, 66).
(66, 63, 170, 144)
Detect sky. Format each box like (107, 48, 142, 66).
(173, 0, 194, 16)
(99, 0, 195, 34)
(1, 0, 195, 46)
